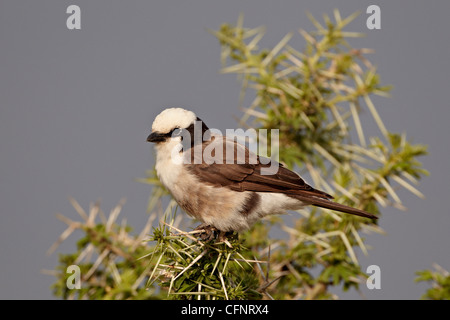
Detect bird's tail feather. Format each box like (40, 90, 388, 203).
(292, 194, 378, 220)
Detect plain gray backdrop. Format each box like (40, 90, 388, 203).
(1, 0, 449, 299)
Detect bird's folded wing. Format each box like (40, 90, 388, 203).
(185, 137, 332, 199)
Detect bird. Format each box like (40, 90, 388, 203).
(147, 108, 377, 240)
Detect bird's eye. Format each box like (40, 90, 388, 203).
(171, 128, 183, 137)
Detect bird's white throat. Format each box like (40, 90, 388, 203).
(154, 138, 184, 189)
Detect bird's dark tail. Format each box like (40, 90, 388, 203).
(291, 194, 378, 220)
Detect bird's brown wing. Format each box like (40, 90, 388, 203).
(185, 137, 377, 220)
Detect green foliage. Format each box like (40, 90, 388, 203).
(416, 264, 450, 300)
(147, 220, 262, 300)
(47, 10, 430, 300)
(46, 199, 159, 300)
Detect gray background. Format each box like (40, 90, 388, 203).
(1, 0, 449, 299)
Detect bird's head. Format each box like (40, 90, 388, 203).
(147, 108, 210, 145)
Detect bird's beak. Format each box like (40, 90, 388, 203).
(147, 131, 166, 143)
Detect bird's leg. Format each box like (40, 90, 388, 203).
(194, 224, 237, 242)
(194, 223, 218, 241)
